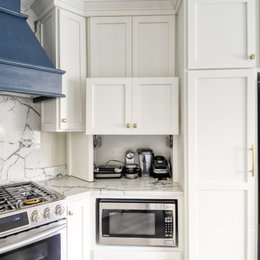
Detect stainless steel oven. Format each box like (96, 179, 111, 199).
(98, 199, 177, 247)
(0, 219, 67, 259)
(0, 181, 67, 260)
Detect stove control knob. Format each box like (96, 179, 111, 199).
(32, 211, 40, 222)
(44, 208, 51, 219)
(55, 205, 65, 216)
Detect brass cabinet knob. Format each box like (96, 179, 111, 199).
(126, 123, 130, 128)
(133, 123, 137, 128)
(61, 118, 67, 123)
(249, 54, 256, 60)
(68, 210, 73, 216)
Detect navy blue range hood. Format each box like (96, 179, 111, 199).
(0, 0, 65, 102)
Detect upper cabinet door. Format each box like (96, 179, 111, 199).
(132, 78, 178, 135)
(133, 16, 175, 77)
(86, 78, 132, 135)
(40, 8, 86, 132)
(188, 0, 256, 69)
(59, 9, 86, 131)
(89, 17, 132, 77)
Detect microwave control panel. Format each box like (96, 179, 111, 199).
(164, 211, 173, 238)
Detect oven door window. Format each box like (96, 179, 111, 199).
(102, 210, 165, 238)
(0, 234, 61, 260)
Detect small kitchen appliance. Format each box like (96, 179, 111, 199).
(94, 165, 123, 179)
(137, 148, 154, 177)
(0, 181, 66, 259)
(152, 156, 171, 180)
(123, 150, 140, 179)
(98, 199, 177, 247)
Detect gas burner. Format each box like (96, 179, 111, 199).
(20, 191, 31, 197)
(0, 182, 59, 214)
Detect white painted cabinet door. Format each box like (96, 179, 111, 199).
(40, 9, 59, 132)
(132, 78, 178, 135)
(89, 17, 132, 77)
(93, 250, 181, 260)
(133, 16, 175, 77)
(86, 78, 132, 134)
(59, 9, 86, 131)
(187, 70, 256, 260)
(188, 0, 256, 69)
(67, 198, 88, 260)
(41, 8, 86, 131)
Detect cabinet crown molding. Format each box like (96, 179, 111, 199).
(32, 0, 181, 18)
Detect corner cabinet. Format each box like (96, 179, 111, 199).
(187, 69, 256, 260)
(40, 8, 86, 131)
(188, 0, 256, 69)
(86, 77, 178, 135)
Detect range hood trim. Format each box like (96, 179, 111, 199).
(0, 58, 65, 75)
(0, 6, 28, 19)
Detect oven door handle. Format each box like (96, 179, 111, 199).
(0, 221, 66, 255)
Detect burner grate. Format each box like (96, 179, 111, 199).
(0, 182, 58, 214)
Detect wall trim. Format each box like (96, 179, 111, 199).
(33, 0, 181, 17)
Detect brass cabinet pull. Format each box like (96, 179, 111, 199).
(68, 210, 73, 216)
(133, 123, 137, 128)
(249, 145, 255, 177)
(249, 54, 256, 60)
(126, 123, 130, 128)
(61, 118, 67, 123)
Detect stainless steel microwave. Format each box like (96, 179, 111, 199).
(98, 199, 177, 247)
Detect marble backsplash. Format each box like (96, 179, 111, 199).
(0, 96, 66, 182)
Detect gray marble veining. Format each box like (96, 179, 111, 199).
(42, 176, 183, 198)
(0, 96, 66, 182)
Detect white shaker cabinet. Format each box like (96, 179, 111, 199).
(86, 77, 178, 135)
(89, 17, 132, 77)
(86, 78, 132, 135)
(41, 8, 86, 131)
(132, 78, 178, 135)
(187, 70, 256, 260)
(89, 15, 175, 77)
(67, 197, 89, 260)
(133, 16, 175, 77)
(188, 0, 256, 69)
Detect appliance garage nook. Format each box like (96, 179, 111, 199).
(0, 0, 258, 260)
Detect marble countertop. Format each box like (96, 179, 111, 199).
(40, 176, 183, 199)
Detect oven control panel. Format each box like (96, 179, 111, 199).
(0, 212, 29, 234)
(29, 203, 65, 225)
(0, 201, 66, 238)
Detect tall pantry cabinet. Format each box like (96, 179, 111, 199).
(185, 0, 257, 260)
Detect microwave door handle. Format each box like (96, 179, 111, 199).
(0, 222, 66, 255)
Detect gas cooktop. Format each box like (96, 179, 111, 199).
(0, 181, 59, 214)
